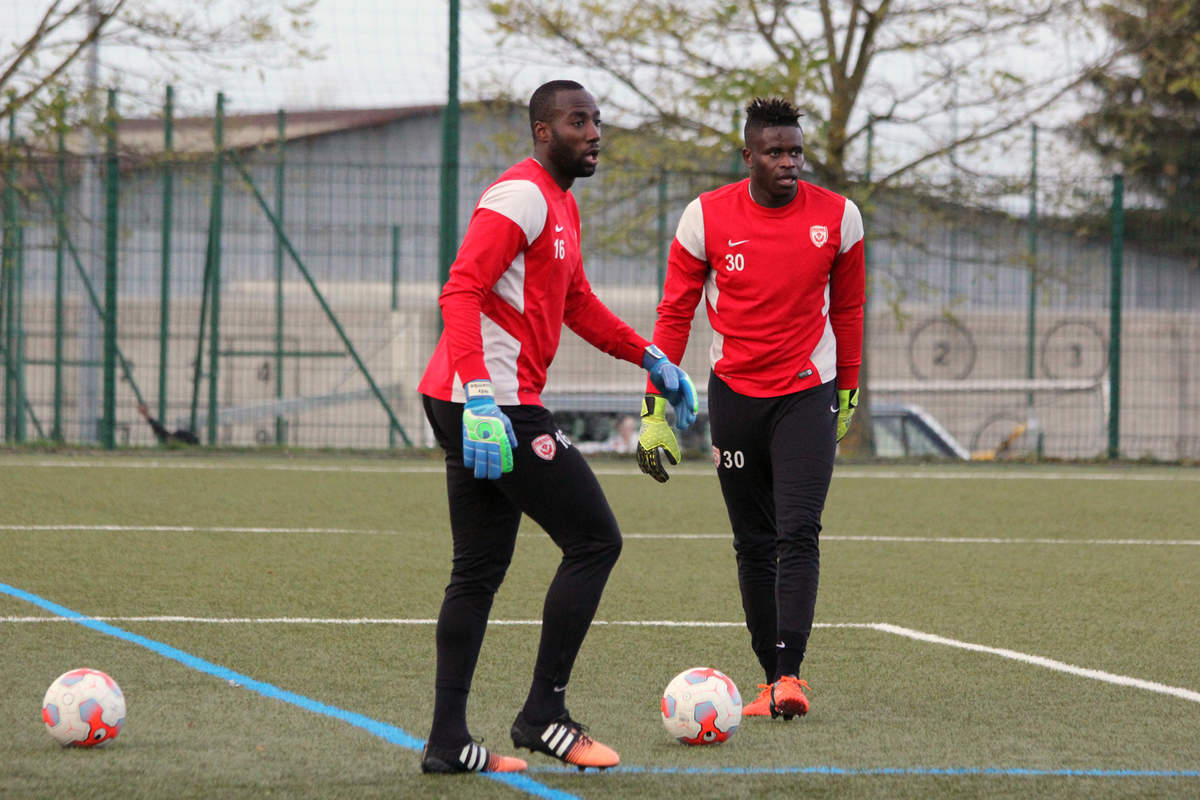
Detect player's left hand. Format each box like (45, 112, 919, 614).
(636, 394, 681, 483)
(837, 387, 859, 442)
(642, 344, 698, 430)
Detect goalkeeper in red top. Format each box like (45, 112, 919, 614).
(417, 80, 697, 775)
(637, 97, 865, 721)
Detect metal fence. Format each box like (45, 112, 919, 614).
(2, 112, 1198, 461)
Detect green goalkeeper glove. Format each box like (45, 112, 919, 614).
(837, 387, 859, 443)
(636, 394, 682, 483)
(462, 380, 517, 479)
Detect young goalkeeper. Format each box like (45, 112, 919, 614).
(417, 79, 697, 775)
(635, 97, 865, 721)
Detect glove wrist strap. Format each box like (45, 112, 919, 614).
(464, 379, 495, 401)
(641, 393, 667, 418)
(642, 344, 667, 372)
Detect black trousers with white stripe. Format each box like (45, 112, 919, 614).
(707, 373, 838, 683)
(422, 396, 622, 720)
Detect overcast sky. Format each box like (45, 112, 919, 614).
(2, 1, 562, 113)
(4, 0, 1110, 181)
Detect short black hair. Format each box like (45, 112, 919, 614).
(744, 97, 802, 141)
(529, 80, 586, 136)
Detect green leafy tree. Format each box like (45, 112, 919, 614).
(1073, 0, 1199, 258)
(480, 0, 1123, 191)
(480, 1, 1130, 455)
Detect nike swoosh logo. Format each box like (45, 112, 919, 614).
(553, 685, 567, 693)
(728, 239, 749, 246)
(830, 402, 840, 412)
(554, 224, 564, 232)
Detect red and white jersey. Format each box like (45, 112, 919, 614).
(419, 157, 649, 405)
(652, 178, 865, 397)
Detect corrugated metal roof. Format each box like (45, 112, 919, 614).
(49, 104, 442, 156)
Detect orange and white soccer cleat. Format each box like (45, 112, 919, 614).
(420, 740, 528, 774)
(769, 675, 811, 719)
(741, 683, 775, 717)
(510, 711, 620, 771)
(741, 676, 811, 720)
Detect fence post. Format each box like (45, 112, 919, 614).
(390, 223, 400, 449)
(53, 92, 66, 441)
(14, 226, 25, 441)
(437, 0, 460, 306)
(159, 85, 174, 426)
(206, 92, 225, 445)
(100, 89, 119, 450)
(1026, 124, 1038, 405)
(274, 108, 286, 446)
(656, 170, 667, 291)
(1107, 174, 1124, 459)
(3, 110, 15, 441)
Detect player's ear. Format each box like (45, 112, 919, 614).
(533, 119, 552, 145)
(741, 147, 752, 167)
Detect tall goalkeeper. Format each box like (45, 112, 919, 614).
(417, 80, 697, 775)
(636, 97, 865, 722)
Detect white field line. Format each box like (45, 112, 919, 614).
(4, 614, 1197, 704)
(0, 524, 397, 535)
(2, 458, 1199, 482)
(3, 524, 1197, 547)
(874, 623, 1200, 705)
(625, 534, 1200, 546)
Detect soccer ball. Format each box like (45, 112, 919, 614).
(660, 666, 741, 745)
(42, 668, 126, 747)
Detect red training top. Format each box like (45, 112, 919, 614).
(420, 157, 650, 405)
(651, 178, 865, 397)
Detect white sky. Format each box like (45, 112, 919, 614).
(2, 1, 564, 113)
(3, 0, 1113, 182)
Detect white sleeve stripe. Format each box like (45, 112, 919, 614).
(478, 179, 547, 244)
(839, 198, 864, 254)
(674, 197, 706, 261)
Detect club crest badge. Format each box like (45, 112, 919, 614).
(532, 434, 557, 461)
(809, 225, 829, 247)
(712, 445, 721, 468)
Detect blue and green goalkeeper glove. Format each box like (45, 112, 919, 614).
(642, 344, 698, 430)
(837, 387, 859, 443)
(637, 394, 681, 483)
(462, 380, 517, 479)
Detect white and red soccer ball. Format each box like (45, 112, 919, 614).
(660, 666, 741, 745)
(42, 668, 125, 747)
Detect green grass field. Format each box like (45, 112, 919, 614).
(2, 452, 1198, 799)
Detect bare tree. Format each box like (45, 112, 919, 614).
(480, 0, 1124, 192)
(1, 0, 318, 131)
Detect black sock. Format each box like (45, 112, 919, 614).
(773, 630, 808, 680)
(521, 676, 567, 725)
(428, 687, 471, 750)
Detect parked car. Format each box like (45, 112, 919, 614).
(870, 402, 971, 460)
(552, 398, 970, 460)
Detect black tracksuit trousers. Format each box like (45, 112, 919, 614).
(422, 395, 622, 744)
(707, 373, 838, 683)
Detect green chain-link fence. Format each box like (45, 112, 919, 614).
(2, 104, 1197, 460)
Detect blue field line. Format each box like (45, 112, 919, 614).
(531, 765, 1200, 778)
(2, 582, 577, 800)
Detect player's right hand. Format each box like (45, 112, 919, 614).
(642, 345, 698, 430)
(636, 394, 681, 483)
(462, 380, 517, 480)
